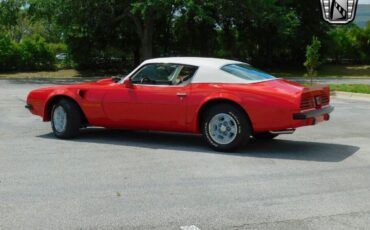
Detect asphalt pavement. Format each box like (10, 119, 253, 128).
(0, 79, 370, 230)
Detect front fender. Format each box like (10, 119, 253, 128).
(42, 89, 82, 121)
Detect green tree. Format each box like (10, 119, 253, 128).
(171, 0, 218, 57)
(28, 0, 184, 67)
(0, 0, 23, 29)
(19, 35, 55, 70)
(126, 0, 181, 60)
(304, 36, 321, 84)
(0, 33, 21, 71)
(326, 23, 370, 64)
(4, 0, 338, 71)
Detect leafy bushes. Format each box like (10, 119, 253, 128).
(0, 34, 57, 71)
(0, 34, 20, 71)
(19, 35, 55, 70)
(326, 22, 370, 64)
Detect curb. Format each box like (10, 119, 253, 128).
(332, 91, 370, 101)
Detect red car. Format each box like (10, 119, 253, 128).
(26, 57, 333, 151)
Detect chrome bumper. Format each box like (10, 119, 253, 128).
(293, 106, 334, 120)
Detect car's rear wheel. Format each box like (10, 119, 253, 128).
(51, 99, 81, 139)
(254, 132, 279, 140)
(201, 103, 251, 152)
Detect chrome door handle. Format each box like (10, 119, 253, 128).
(176, 93, 187, 97)
(176, 93, 187, 100)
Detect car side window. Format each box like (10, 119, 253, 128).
(173, 65, 198, 86)
(221, 64, 275, 81)
(131, 64, 180, 85)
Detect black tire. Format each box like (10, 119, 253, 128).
(254, 132, 279, 140)
(201, 103, 252, 152)
(51, 99, 81, 139)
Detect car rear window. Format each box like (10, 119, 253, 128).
(221, 64, 276, 81)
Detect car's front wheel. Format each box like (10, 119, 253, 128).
(201, 103, 251, 152)
(51, 99, 81, 139)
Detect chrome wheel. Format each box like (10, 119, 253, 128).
(208, 113, 238, 145)
(53, 106, 67, 133)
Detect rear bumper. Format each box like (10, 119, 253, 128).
(293, 106, 334, 120)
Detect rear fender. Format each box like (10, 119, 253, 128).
(191, 92, 245, 132)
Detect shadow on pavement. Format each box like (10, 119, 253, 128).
(38, 128, 359, 162)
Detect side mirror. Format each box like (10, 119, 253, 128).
(123, 78, 133, 88)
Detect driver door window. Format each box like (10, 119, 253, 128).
(131, 63, 198, 86)
(131, 64, 179, 85)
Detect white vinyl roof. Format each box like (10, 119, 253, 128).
(142, 57, 244, 69)
(126, 57, 274, 84)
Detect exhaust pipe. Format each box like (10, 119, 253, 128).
(269, 129, 295, 135)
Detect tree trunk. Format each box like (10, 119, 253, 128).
(129, 13, 154, 61)
(112, 8, 154, 61)
(140, 22, 153, 61)
(134, 41, 141, 66)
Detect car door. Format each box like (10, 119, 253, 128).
(123, 84, 190, 131)
(103, 63, 196, 132)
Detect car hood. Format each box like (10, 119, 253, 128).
(73, 77, 117, 87)
(33, 78, 116, 90)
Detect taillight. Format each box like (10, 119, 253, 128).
(300, 90, 330, 110)
(300, 96, 315, 110)
(320, 92, 330, 105)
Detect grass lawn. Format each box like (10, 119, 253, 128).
(269, 64, 370, 78)
(0, 69, 122, 79)
(0, 69, 82, 79)
(330, 84, 370, 94)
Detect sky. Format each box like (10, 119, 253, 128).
(359, 0, 370, 4)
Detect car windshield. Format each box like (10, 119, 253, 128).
(221, 64, 276, 81)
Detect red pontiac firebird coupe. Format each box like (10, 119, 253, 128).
(26, 57, 334, 151)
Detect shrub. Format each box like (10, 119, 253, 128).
(326, 23, 370, 64)
(48, 43, 68, 54)
(18, 35, 56, 71)
(0, 33, 21, 71)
